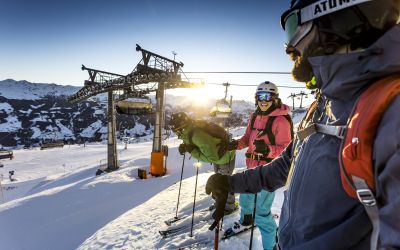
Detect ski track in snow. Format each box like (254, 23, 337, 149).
(0, 127, 286, 250)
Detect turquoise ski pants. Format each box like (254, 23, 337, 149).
(239, 190, 277, 250)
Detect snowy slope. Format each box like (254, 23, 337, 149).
(0, 128, 284, 250)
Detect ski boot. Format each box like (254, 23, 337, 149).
(223, 214, 253, 238)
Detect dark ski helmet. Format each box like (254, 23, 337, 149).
(169, 112, 191, 132)
(281, 0, 400, 54)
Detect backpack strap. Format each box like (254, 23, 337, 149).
(264, 116, 277, 145)
(250, 113, 257, 130)
(188, 128, 195, 145)
(254, 114, 294, 145)
(297, 123, 347, 140)
(283, 114, 294, 140)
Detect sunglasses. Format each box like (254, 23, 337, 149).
(256, 91, 276, 102)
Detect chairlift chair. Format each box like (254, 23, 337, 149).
(116, 98, 154, 116)
(209, 99, 232, 118)
(0, 150, 13, 160)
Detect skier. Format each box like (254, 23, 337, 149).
(224, 81, 292, 250)
(169, 112, 237, 214)
(205, 0, 400, 249)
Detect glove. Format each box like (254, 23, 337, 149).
(205, 173, 230, 230)
(178, 143, 186, 155)
(178, 143, 196, 155)
(226, 139, 238, 151)
(253, 139, 270, 156)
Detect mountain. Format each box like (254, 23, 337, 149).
(0, 79, 255, 149)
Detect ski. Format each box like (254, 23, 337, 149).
(164, 207, 212, 226)
(221, 225, 256, 240)
(159, 219, 211, 238)
(160, 208, 240, 238)
(220, 212, 279, 240)
(165, 201, 239, 226)
(164, 216, 180, 226)
(176, 237, 210, 250)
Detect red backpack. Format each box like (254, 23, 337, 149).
(340, 75, 400, 198)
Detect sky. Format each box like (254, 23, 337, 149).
(0, 0, 312, 106)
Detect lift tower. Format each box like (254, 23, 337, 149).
(68, 45, 202, 175)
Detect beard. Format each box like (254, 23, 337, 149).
(290, 35, 325, 83)
(291, 52, 314, 83)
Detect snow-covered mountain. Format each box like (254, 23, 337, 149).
(0, 80, 153, 148)
(0, 79, 79, 100)
(0, 79, 256, 149)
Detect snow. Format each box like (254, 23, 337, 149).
(80, 120, 104, 138)
(93, 109, 104, 115)
(0, 79, 80, 100)
(55, 119, 75, 139)
(0, 115, 21, 132)
(0, 103, 22, 132)
(0, 133, 283, 250)
(31, 115, 49, 122)
(30, 127, 42, 139)
(0, 102, 14, 114)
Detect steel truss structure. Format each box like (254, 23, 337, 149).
(68, 44, 202, 174)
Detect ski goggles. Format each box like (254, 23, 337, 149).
(281, 9, 313, 49)
(281, 0, 372, 48)
(256, 91, 276, 102)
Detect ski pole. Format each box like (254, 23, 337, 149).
(249, 156, 261, 250)
(190, 161, 201, 237)
(249, 193, 257, 250)
(175, 154, 186, 220)
(214, 221, 220, 250)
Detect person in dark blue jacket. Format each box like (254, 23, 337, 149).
(205, 0, 400, 249)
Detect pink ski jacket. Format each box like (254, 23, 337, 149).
(237, 104, 292, 168)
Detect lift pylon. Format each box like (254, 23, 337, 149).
(68, 44, 202, 175)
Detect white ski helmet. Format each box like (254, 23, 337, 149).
(256, 81, 279, 95)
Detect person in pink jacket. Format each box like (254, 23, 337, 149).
(224, 81, 292, 250)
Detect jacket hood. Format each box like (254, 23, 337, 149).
(269, 104, 291, 116)
(308, 24, 400, 100)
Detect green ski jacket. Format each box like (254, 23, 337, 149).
(178, 127, 235, 165)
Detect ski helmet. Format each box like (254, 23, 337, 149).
(169, 112, 191, 132)
(255, 81, 279, 103)
(256, 81, 279, 95)
(281, 0, 400, 54)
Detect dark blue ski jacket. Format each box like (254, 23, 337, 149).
(229, 25, 400, 249)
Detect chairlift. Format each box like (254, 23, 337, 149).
(116, 98, 154, 116)
(0, 150, 13, 160)
(40, 132, 64, 150)
(40, 141, 64, 150)
(209, 99, 232, 118)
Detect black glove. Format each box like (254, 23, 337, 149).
(226, 139, 238, 151)
(178, 143, 186, 155)
(205, 173, 230, 230)
(253, 139, 270, 155)
(178, 143, 196, 155)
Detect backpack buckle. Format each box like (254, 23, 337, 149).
(356, 188, 376, 207)
(336, 126, 347, 139)
(296, 124, 316, 140)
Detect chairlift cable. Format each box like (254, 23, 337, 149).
(206, 82, 306, 89)
(183, 71, 291, 74)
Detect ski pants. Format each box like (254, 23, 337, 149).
(239, 190, 277, 250)
(213, 155, 236, 212)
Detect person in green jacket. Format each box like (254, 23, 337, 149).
(170, 112, 236, 213)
